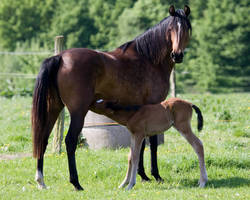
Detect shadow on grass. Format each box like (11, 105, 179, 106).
(180, 177, 250, 188)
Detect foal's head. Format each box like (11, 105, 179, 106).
(168, 5, 191, 63)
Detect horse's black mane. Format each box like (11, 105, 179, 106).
(119, 9, 191, 64)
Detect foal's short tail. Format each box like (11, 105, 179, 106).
(31, 55, 62, 158)
(192, 104, 203, 131)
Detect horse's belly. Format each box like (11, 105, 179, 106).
(95, 78, 169, 105)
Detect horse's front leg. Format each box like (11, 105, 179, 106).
(149, 135, 163, 182)
(126, 134, 144, 190)
(137, 139, 151, 181)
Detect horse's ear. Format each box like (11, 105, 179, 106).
(169, 5, 175, 16)
(184, 5, 190, 17)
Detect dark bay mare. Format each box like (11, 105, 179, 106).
(31, 5, 192, 190)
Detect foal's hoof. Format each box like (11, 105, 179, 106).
(198, 176, 208, 188)
(125, 183, 135, 191)
(199, 180, 207, 188)
(37, 183, 47, 190)
(118, 182, 127, 189)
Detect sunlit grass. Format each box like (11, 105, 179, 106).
(0, 146, 249, 200)
(0, 93, 249, 199)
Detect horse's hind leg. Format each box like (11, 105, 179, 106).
(65, 109, 87, 191)
(149, 135, 163, 182)
(35, 102, 64, 189)
(175, 123, 208, 187)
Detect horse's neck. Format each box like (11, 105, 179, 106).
(113, 41, 174, 74)
(156, 58, 174, 77)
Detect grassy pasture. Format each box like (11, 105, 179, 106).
(0, 93, 249, 199)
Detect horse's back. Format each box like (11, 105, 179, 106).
(60, 48, 102, 70)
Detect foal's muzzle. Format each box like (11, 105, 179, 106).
(171, 52, 184, 63)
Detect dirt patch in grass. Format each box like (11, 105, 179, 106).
(0, 153, 32, 160)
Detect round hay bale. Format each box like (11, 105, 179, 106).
(82, 111, 164, 150)
(82, 111, 131, 149)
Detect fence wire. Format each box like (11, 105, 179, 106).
(0, 72, 36, 79)
(0, 51, 53, 55)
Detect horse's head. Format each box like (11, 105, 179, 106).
(168, 5, 191, 63)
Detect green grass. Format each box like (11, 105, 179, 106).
(0, 93, 250, 199)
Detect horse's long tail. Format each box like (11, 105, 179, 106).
(31, 55, 62, 158)
(192, 104, 203, 131)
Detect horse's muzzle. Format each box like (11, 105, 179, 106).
(171, 52, 184, 63)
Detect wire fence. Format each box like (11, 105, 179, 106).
(0, 51, 53, 55)
(0, 72, 36, 79)
(0, 51, 53, 79)
(0, 51, 249, 92)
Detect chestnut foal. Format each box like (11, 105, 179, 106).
(95, 98, 208, 190)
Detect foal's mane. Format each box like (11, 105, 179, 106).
(119, 9, 191, 64)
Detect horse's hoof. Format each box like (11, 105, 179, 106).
(155, 176, 164, 183)
(138, 172, 150, 182)
(141, 178, 151, 182)
(74, 186, 84, 191)
(73, 183, 84, 191)
(152, 173, 164, 183)
(35, 170, 47, 189)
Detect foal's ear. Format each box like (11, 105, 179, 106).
(184, 5, 190, 17)
(169, 5, 175, 16)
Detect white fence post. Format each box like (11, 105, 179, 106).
(170, 67, 176, 97)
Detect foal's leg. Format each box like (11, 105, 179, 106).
(175, 123, 208, 187)
(149, 135, 163, 182)
(137, 139, 151, 181)
(119, 149, 132, 188)
(35, 102, 63, 189)
(126, 134, 144, 190)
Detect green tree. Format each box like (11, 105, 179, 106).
(49, 0, 97, 49)
(183, 0, 250, 92)
(0, 0, 56, 50)
(89, 0, 136, 50)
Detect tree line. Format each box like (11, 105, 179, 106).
(0, 0, 249, 96)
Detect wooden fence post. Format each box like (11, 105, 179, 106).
(53, 36, 64, 154)
(170, 67, 176, 97)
